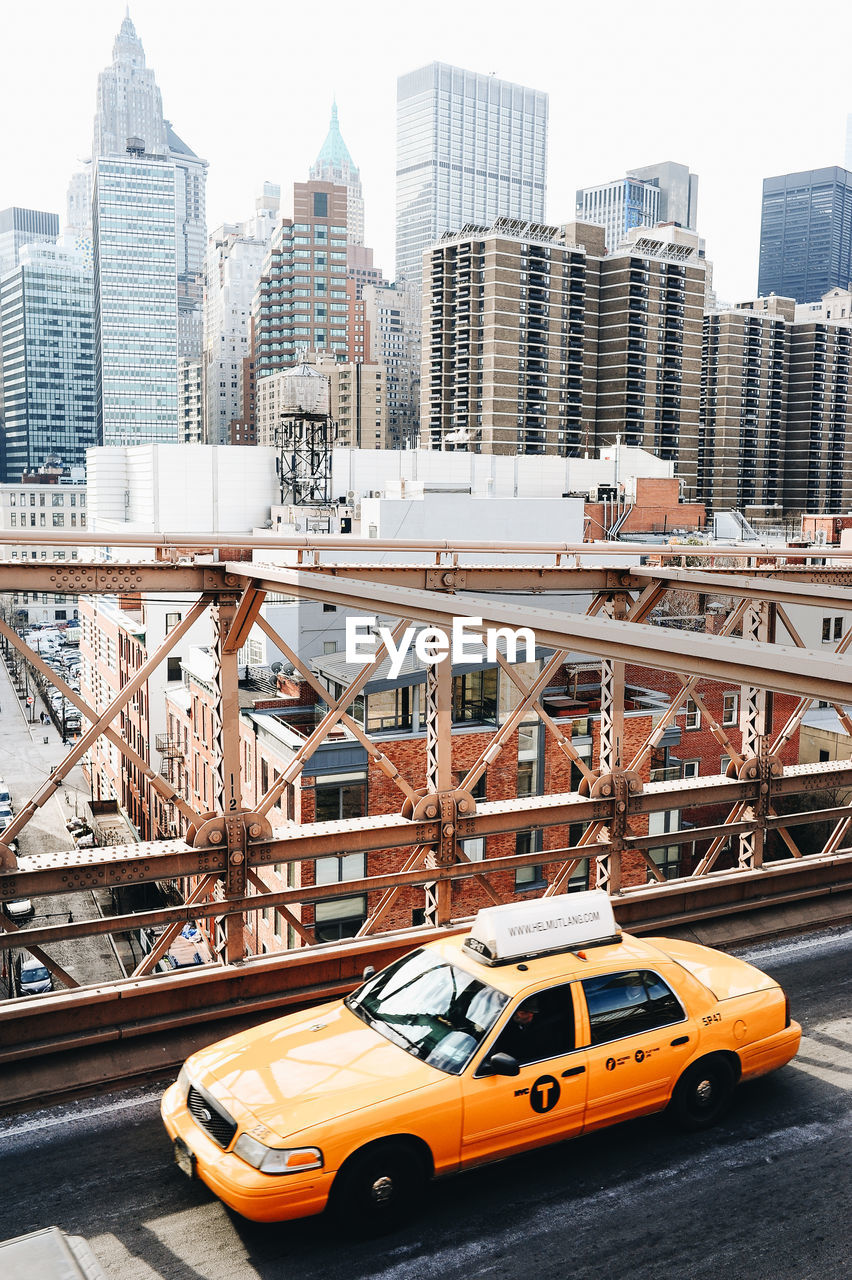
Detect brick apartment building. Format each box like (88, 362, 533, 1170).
(160, 639, 800, 956)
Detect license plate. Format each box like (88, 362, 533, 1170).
(174, 1136, 196, 1179)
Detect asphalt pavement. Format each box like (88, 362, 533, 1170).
(0, 925, 847, 1280)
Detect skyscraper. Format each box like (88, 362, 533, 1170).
(67, 12, 206, 357)
(0, 243, 96, 479)
(93, 149, 178, 445)
(92, 12, 168, 160)
(252, 181, 350, 380)
(396, 63, 548, 287)
(310, 102, 364, 247)
(574, 177, 660, 252)
(575, 162, 699, 253)
(758, 168, 852, 304)
(0, 208, 60, 277)
(203, 184, 280, 444)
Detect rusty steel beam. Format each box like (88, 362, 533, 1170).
(241, 564, 852, 703)
(10, 530, 852, 557)
(630, 564, 852, 609)
(0, 562, 228, 592)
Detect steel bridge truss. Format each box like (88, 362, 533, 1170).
(3, 535, 852, 996)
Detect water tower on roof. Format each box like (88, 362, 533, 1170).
(275, 359, 337, 505)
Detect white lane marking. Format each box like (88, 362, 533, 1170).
(0, 1087, 163, 1140)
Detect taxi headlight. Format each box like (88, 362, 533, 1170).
(175, 1065, 190, 1097)
(233, 1133, 324, 1175)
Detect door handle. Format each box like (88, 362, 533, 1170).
(671, 1035, 689, 1046)
(561, 1065, 586, 1077)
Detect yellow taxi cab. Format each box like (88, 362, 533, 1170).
(161, 891, 801, 1230)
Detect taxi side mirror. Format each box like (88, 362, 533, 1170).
(480, 1052, 520, 1078)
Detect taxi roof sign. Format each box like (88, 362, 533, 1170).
(462, 890, 620, 966)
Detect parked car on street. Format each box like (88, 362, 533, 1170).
(16, 954, 53, 995)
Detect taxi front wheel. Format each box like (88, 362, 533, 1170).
(330, 1140, 428, 1234)
(670, 1056, 736, 1131)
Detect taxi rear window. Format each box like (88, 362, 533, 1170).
(346, 949, 509, 1074)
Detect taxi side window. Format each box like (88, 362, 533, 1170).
(581, 970, 684, 1046)
(489, 983, 576, 1066)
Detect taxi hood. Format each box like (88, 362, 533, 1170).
(187, 1000, 438, 1141)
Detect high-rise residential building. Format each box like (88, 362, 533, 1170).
(363, 280, 421, 447)
(758, 167, 852, 304)
(593, 224, 706, 491)
(575, 177, 660, 253)
(179, 356, 204, 444)
(203, 185, 280, 444)
(422, 219, 598, 455)
(422, 219, 705, 487)
(0, 243, 96, 480)
(310, 102, 364, 247)
(785, 318, 852, 512)
(698, 298, 791, 516)
(252, 181, 351, 379)
(0, 208, 60, 277)
(93, 148, 178, 445)
(396, 63, 548, 287)
(576, 162, 698, 253)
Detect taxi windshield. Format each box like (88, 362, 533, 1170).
(346, 949, 509, 1075)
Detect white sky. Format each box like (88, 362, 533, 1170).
(2, 0, 851, 304)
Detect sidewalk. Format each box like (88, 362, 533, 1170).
(0, 644, 130, 987)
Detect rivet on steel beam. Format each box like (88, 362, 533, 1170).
(249, 824, 262, 838)
(425, 806, 437, 818)
(443, 823, 455, 836)
(231, 852, 244, 865)
(209, 830, 223, 844)
(617, 801, 626, 812)
(458, 800, 469, 813)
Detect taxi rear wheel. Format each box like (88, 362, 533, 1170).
(670, 1056, 736, 1131)
(330, 1140, 427, 1234)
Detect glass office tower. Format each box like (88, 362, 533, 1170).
(758, 168, 852, 304)
(0, 244, 96, 480)
(93, 151, 179, 444)
(396, 63, 548, 287)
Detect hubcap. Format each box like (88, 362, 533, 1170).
(371, 1175, 394, 1203)
(695, 1077, 714, 1105)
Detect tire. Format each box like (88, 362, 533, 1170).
(330, 1140, 427, 1235)
(670, 1056, 736, 1131)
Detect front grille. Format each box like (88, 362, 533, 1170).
(187, 1085, 237, 1149)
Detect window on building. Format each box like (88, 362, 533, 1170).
(366, 686, 412, 733)
(515, 829, 545, 890)
(453, 668, 498, 724)
(165, 612, 182, 633)
(323, 640, 338, 654)
(722, 692, 738, 726)
(517, 724, 539, 796)
(167, 657, 182, 681)
(314, 773, 366, 822)
(681, 760, 700, 778)
(684, 698, 701, 729)
(313, 192, 328, 217)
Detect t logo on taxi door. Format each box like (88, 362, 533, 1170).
(530, 1075, 560, 1113)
